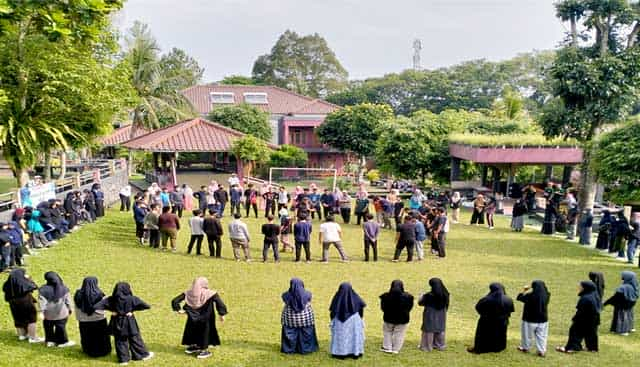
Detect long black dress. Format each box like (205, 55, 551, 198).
(469, 283, 515, 354)
(171, 293, 228, 348)
(541, 204, 556, 235)
(564, 281, 600, 352)
(3, 269, 38, 328)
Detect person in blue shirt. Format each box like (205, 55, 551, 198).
(414, 218, 427, 260)
(308, 188, 322, 221)
(91, 183, 105, 218)
(160, 187, 171, 209)
(320, 189, 335, 219)
(133, 200, 148, 245)
(293, 215, 312, 262)
(7, 221, 24, 267)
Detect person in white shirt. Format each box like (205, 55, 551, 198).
(228, 213, 251, 262)
(318, 215, 348, 262)
(228, 174, 240, 188)
(119, 185, 132, 211)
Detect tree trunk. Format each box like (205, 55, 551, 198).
(43, 151, 52, 182)
(357, 155, 366, 183)
(628, 22, 640, 48)
(128, 150, 134, 176)
(59, 151, 67, 179)
(577, 140, 598, 213)
(16, 168, 29, 188)
(570, 17, 578, 47)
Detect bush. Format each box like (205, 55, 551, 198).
(366, 169, 380, 182)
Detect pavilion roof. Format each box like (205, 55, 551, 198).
(449, 143, 583, 165)
(99, 124, 149, 146)
(122, 118, 275, 152)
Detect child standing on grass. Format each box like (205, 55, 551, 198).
(39, 272, 75, 348)
(143, 204, 160, 248)
(187, 210, 205, 255)
(517, 280, 550, 357)
(96, 282, 154, 365)
(363, 214, 380, 262)
(279, 208, 292, 253)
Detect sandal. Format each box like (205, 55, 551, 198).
(555, 346, 574, 354)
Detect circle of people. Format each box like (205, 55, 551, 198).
(2, 269, 637, 364)
(129, 177, 454, 263)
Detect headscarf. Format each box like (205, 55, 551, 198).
(3, 268, 37, 302)
(185, 277, 217, 309)
(579, 280, 601, 312)
(599, 210, 612, 225)
(39, 271, 69, 302)
(527, 280, 550, 318)
(109, 282, 134, 314)
(617, 271, 639, 302)
(74, 276, 105, 316)
(588, 271, 605, 304)
(426, 278, 450, 310)
(282, 278, 312, 312)
(329, 282, 366, 322)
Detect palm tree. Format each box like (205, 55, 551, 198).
(125, 22, 195, 138)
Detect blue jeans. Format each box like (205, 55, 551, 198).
(627, 238, 638, 264)
(0, 244, 12, 271)
(218, 202, 226, 217)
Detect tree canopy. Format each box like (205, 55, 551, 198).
(268, 145, 308, 168)
(231, 135, 271, 177)
(208, 103, 272, 141)
(220, 75, 255, 85)
(252, 30, 348, 98)
(595, 120, 640, 202)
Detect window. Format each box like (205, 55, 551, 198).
(243, 92, 268, 104)
(290, 129, 307, 145)
(210, 92, 234, 104)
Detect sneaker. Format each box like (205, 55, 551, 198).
(142, 352, 154, 361)
(380, 347, 392, 353)
(18, 335, 28, 341)
(119, 362, 129, 366)
(58, 340, 76, 348)
(185, 346, 200, 354)
(46, 342, 56, 347)
(28, 337, 44, 343)
(197, 351, 212, 359)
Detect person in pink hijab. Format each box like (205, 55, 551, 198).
(171, 277, 228, 359)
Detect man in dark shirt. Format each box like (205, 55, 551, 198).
(433, 207, 448, 258)
(158, 206, 180, 252)
(214, 185, 229, 217)
(194, 186, 208, 213)
(393, 215, 416, 262)
(262, 188, 277, 218)
(261, 215, 281, 262)
(320, 189, 335, 219)
(202, 210, 224, 258)
(293, 215, 312, 262)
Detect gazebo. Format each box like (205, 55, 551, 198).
(99, 124, 150, 158)
(122, 118, 256, 188)
(449, 140, 583, 195)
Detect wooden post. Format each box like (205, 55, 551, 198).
(171, 152, 178, 188)
(74, 172, 81, 189)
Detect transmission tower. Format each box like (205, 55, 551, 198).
(412, 39, 422, 70)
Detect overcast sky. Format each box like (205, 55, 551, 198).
(117, 0, 567, 83)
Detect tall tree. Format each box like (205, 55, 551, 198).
(540, 0, 640, 212)
(0, 0, 129, 186)
(220, 75, 255, 85)
(231, 135, 271, 177)
(252, 30, 348, 98)
(595, 120, 640, 202)
(159, 47, 204, 90)
(208, 103, 272, 141)
(316, 103, 394, 181)
(124, 22, 196, 137)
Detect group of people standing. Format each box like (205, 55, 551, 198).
(596, 210, 640, 265)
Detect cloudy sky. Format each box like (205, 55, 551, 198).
(117, 0, 567, 83)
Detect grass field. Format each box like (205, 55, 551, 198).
(0, 208, 638, 367)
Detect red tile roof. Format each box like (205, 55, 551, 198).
(122, 118, 276, 152)
(182, 85, 340, 116)
(99, 125, 150, 146)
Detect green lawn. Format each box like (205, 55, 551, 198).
(0, 209, 638, 367)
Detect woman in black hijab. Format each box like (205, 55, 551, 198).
(3, 269, 44, 343)
(517, 280, 550, 357)
(467, 282, 515, 354)
(588, 271, 605, 308)
(280, 278, 318, 354)
(74, 276, 111, 357)
(556, 281, 601, 353)
(95, 282, 154, 364)
(329, 282, 366, 359)
(418, 278, 450, 352)
(379, 280, 414, 354)
(38, 271, 74, 347)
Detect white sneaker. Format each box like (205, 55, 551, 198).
(28, 337, 44, 343)
(46, 342, 56, 347)
(18, 335, 28, 341)
(58, 340, 76, 348)
(142, 352, 154, 361)
(119, 362, 129, 366)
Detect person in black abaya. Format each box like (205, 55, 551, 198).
(556, 280, 601, 353)
(3, 269, 43, 343)
(467, 283, 514, 354)
(95, 282, 154, 364)
(74, 276, 111, 357)
(588, 271, 605, 308)
(541, 200, 556, 235)
(596, 210, 613, 250)
(171, 277, 228, 359)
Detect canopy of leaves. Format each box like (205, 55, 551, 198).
(159, 47, 204, 91)
(220, 75, 255, 85)
(231, 135, 271, 163)
(316, 103, 394, 158)
(252, 30, 348, 98)
(327, 52, 555, 116)
(375, 111, 453, 183)
(208, 103, 272, 141)
(595, 120, 640, 202)
(268, 145, 308, 168)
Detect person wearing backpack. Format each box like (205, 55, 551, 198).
(433, 207, 448, 259)
(244, 184, 259, 218)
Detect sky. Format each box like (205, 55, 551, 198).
(116, 0, 568, 83)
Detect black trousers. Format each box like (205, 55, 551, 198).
(43, 318, 68, 345)
(565, 322, 598, 352)
(262, 239, 280, 261)
(114, 333, 149, 363)
(471, 210, 485, 224)
(437, 232, 446, 257)
(148, 229, 159, 248)
(245, 202, 258, 218)
(364, 238, 377, 261)
(187, 234, 204, 254)
(311, 204, 322, 220)
(295, 241, 311, 261)
(120, 195, 131, 211)
(172, 204, 183, 218)
(394, 240, 414, 261)
(322, 206, 332, 219)
(340, 208, 351, 224)
(135, 222, 144, 239)
(355, 211, 368, 225)
(207, 235, 222, 257)
(95, 200, 105, 217)
(265, 201, 276, 217)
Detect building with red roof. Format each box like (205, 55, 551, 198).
(182, 84, 349, 173)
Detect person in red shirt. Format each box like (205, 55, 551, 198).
(158, 206, 180, 252)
